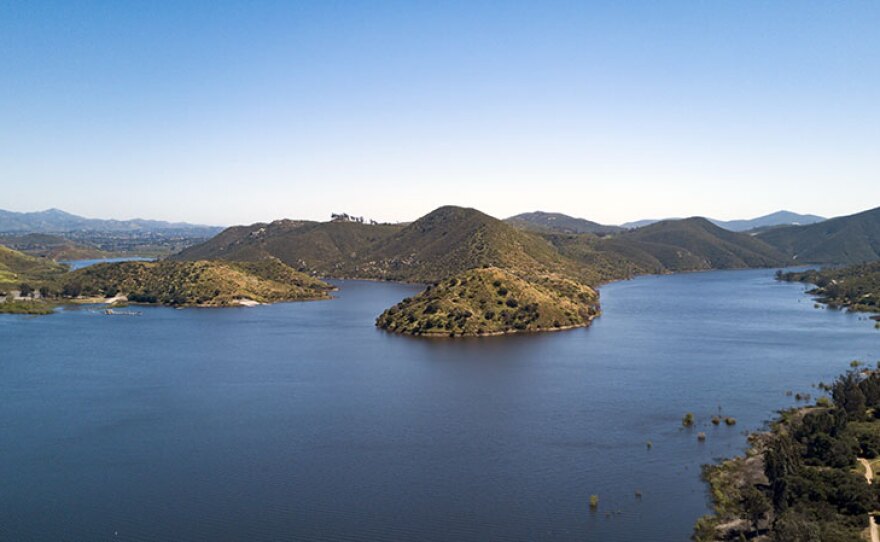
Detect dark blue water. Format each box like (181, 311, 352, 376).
(1, 269, 877, 541)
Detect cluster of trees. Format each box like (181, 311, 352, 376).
(779, 263, 880, 312)
(330, 213, 379, 225)
(726, 369, 880, 541)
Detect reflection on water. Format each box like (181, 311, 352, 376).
(1, 271, 876, 541)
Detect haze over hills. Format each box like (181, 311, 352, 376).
(506, 211, 623, 235)
(758, 206, 880, 264)
(620, 210, 825, 232)
(0, 208, 222, 236)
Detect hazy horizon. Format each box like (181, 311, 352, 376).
(2, 2, 878, 225)
(0, 203, 845, 229)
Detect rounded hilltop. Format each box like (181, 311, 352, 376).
(376, 266, 599, 337)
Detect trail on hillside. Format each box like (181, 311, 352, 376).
(858, 458, 879, 542)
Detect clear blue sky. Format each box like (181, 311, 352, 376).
(1, 1, 878, 226)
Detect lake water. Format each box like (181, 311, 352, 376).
(1, 269, 877, 541)
(62, 256, 155, 271)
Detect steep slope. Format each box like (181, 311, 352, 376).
(0, 245, 68, 288)
(506, 211, 623, 235)
(61, 259, 333, 306)
(376, 267, 598, 336)
(759, 206, 880, 264)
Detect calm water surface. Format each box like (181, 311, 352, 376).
(1, 269, 877, 541)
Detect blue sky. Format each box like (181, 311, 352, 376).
(1, 1, 878, 226)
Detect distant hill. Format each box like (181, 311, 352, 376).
(546, 217, 792, 276)
(758, 206, 880, 264)
(620, 211, 825, 232)
(173, 219, 404, 275)
(712, 211, 825, 232)
(62, 259, 333, 306)
(0, 208, 222, 236)
(0, 233, 111, 260)
(0, 245, 68, 289)
(506, 211, 623, 235)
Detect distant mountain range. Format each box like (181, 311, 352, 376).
(0, 208, 222, 236)
(622, 211, 826, 232)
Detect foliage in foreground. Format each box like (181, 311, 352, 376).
(694, 367, 880, 541)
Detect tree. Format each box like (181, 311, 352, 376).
(741, 487, 770, 535)
(832, 371, 867, 420)
(19, 283, 33, 297)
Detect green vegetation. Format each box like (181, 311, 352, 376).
(175, 206, 800, 337)
(0, 233, 111, 260)
(780, 262, 880, 314)
(375, 267, 598, 336)
(505, 211, 623, 236)
(61, 258, 334, 307)
(0, 299, 55, 314)
(694, 368, 880, 541)
(683, 412, 695, 427)
(760, 205, 880, 264)
(0, 245, 68, 290)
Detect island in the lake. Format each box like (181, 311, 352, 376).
(4, 203, 880, 336)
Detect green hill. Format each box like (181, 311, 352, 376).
(172, 219, 403, 275)
(0, 245, 68, 289)
(505, 211, 623, 236)
(759, 206, 880, 264)
(175, 206, 586, 283)
(359, 206, 585, 282)
(61, 258, 334, 306)
(545, 217, 791, 275)
(376, 267, 599, 336)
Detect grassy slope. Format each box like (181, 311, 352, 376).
(759, 206, 880, 264)
(376, 267, 598, 336)
(62, 258, 334, 306)
(0, 245, 68, 289)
